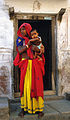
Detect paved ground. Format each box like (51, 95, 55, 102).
(0, 97, 9, 120)
(9, 98, 70, 120)
(0, 96, 70, 120)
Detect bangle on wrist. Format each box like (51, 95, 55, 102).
(26, 44, 29, 49)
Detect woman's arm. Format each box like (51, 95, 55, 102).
(18, 40, 31, 54)
(18, 45, 27, 54)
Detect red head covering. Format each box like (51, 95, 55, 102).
(17, 23, 32, 38)
(17, 23, 33, 59)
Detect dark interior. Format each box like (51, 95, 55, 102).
(18, 19, 52, 90)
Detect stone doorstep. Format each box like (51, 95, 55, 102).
(0, 96, 69, 120)
(9, 95, 65, 103)
(66, 92, 70, 100)
(9, 99, 70, 120)
(10, 107, 60, 120)
(44, 95, 65, 101)
(9, 111, 70, 120)
(10, 114, 60, 120)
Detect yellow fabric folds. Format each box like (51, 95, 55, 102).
(21, 59, 44, 114)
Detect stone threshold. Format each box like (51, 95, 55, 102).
(9, 95, 65, 103)
(9, 95, 70, 120)
(9, 99, 70, 120)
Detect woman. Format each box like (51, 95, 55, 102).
(13, 23, 45, 118)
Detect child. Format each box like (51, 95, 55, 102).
(30, 29, 44, 60)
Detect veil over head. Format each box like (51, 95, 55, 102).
(17, 23, 32, 38)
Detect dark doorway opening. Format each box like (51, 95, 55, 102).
(18, 19, 52, 91)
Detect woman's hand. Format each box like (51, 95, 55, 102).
(27, 40, 32, 46)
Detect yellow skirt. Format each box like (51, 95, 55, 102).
(21, 59, 44, 114)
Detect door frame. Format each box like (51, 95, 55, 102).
(13, 13, 56, 97)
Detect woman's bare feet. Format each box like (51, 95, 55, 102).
(38, 112, 44, 118)
(18, 109, 24, 118)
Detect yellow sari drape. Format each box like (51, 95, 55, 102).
(21, 59, 44, 114)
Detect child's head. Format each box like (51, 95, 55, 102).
(31, 29, 38, 39)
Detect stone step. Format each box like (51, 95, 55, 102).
(10, 95, 64, 103)
(0, 97, 9, 120)
(9, 99, 70, 120)
(66, 92, 70, 100)
(44, 95, 64, 101)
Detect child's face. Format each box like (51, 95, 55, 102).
(31, 30, 38, 39)
(20, 27, 27, 36)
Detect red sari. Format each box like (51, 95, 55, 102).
(13, 23, 45, 100)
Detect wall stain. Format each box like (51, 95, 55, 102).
(0, 66, 9, 95)
(33, 0, 41, 11)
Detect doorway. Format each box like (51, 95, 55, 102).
(13, 14, 56, 97)
(18, 19, 52, 90)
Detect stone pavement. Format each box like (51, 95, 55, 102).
(9, 96, 70, 120)
(0, 97, 9, 120)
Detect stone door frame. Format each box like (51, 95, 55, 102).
(13, 13, 56, 97)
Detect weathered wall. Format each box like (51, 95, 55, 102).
(5, 0, 69, 13)
(57, 8, 70, 96)
(0, 0, 14, 98)
(0, 0, 69, 98)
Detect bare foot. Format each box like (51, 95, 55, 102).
(38, 112, 44, 118)
(18, 110, 24, 118)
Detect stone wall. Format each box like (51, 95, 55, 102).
(57, 8, 70, 96)
(5, 0, 69, 14)
(0, 0, 14, 98)
(0, 0, 70, 98)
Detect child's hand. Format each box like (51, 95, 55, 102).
(40, 44, 44, 53)
(30, 38, 41, 45)
(32, 45, 40, 52)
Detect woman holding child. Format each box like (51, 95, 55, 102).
(13, 23, 45, 118)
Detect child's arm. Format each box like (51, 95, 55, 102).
(40, 44, 45, 54)
(30, 38, 41, 45)
(32, 45, 40, 53)
(37, 36, 42, 49)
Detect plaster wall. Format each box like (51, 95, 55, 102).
(0, 0, 14, 98)
(5, 0, 70, 14)
(57, 8, 70, 96)
(0, 0, 70, 98)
